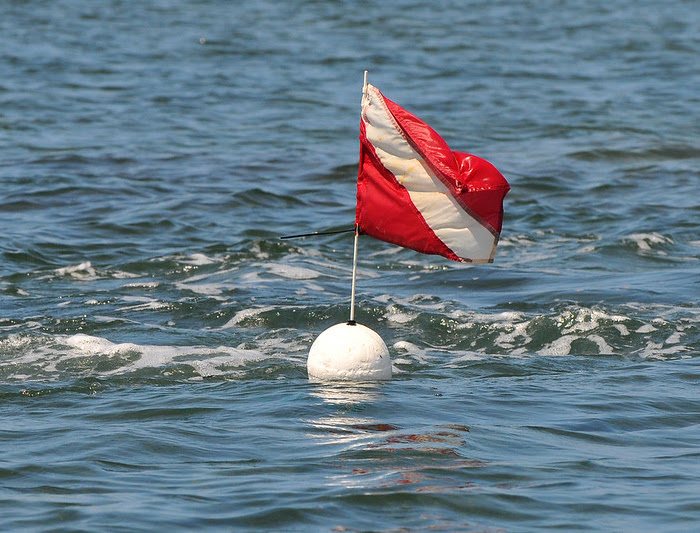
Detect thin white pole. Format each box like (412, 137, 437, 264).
(349, 71, 369, 325)
(349, 223, 359, 324)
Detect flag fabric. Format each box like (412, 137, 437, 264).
(356, 84, 510, 263)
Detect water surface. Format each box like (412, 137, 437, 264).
(1, 0, 699, 530)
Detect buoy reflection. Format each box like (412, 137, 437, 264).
(308, 381, 385, 405)
(306, 382, 484, 493)
(306, 382, 387, 447)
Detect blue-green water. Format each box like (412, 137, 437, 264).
(1, 0, 699, 530)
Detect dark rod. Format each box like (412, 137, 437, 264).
(280, 228, 356, 240)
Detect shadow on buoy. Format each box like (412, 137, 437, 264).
(307, 321, 391, 381)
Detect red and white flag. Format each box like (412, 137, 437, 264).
(356, 84, 510, 263)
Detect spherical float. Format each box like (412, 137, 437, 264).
(307, 322, 391, 381)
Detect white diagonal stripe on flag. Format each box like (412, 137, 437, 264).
(363, 86, 497, 262)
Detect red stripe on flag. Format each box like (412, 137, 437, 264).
(356, 122, 462, 262)
(382, 95, 509, 236)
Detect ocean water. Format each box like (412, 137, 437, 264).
(1, 0, 699, 530)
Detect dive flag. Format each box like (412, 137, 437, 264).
(356, 84, 510, 263)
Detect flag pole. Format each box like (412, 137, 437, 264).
(348, 71, 369, 326)
(348, 223, 359, 325)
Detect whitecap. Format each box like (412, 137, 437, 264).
(55, 261, 97, 279)
(391, 340, 434, 365)
(110, 270, 140, 279)
(122, 281, 160, 289)
(0, 334, 33, 351)
(385, 306, 417, 324)
(638, 340, 686, 360)
(182, 253, 217, 266)
(116, 296, 170, 312)
(665, 332, 682, 344)
(221, 306, 278, 328)
(587, 334, 614, 355)
(538, 334, 577, 356)
(59, 333, 267, 376)
(560, 308, 629, 335)
(494, 320, 532, 349)
(266, 264, 321, 280)
(623, 232, 673, 251)
(175, 281, 226, 298)
(636, 324, 657, 333)
(614, 324, 630, 336)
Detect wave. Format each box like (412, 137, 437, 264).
(1, 299, 696, 384)
(0, 333, 282, 383)
(378, 299, 699, 362)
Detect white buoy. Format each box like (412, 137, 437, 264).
(307, 322, 391, 381)
(306, 71, 391, 382)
